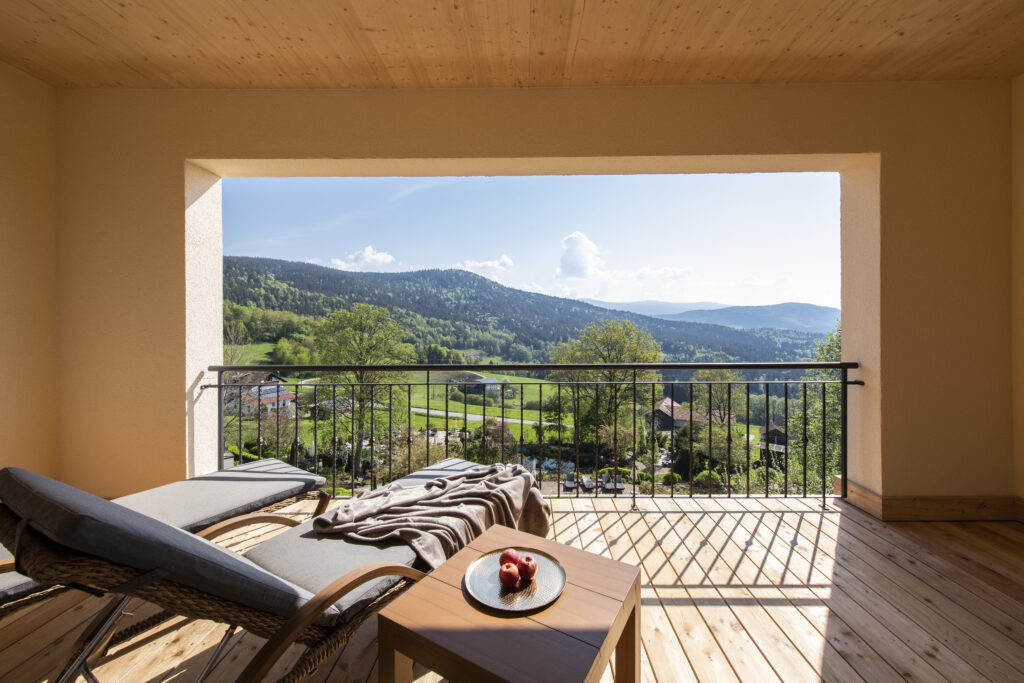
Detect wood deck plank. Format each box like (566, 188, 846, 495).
(729, 497, 955, 682)
(828, 499, 1024, 630)
(691, 497, 867, 683)
(588, 497, 700, 683)
(4, 496, 1024, 682)
(773, 497, 1024, 680)
(615, 498, 778, 682)
(746, 497, 987, 681)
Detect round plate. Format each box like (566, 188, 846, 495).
(463, 547, 566, 613)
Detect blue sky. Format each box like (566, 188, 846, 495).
(223, 173, 840, 307)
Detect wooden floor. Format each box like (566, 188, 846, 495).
(4, 495, 1024, 682)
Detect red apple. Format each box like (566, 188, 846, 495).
(499, 562, 520, 588)
(517, 555, 538, 582)
(499, 548, 520, 567)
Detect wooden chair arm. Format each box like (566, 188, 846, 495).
(0, 558, 13, 574)
(240, 561, 426, 682)
(313, 489, 332, 517)
(196, 514, 302, 541)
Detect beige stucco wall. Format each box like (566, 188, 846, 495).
(0, 63, 58, 477)
(1013, 74, 1024, 504)
(31, 80, 1012, 498)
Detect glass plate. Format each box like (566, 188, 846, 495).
(463, 547, 566, 612)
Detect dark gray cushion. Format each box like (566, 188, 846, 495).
(115, 458, 326, 532)
(243, 519, 419, 626)
(0, 458, 325, 607)
(388, 457, 483, 488)
(0, 467, 332, 621)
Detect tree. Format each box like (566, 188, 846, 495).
(549, 319, 662, 468)
(691, 364, 745, 424)
(314, 304, 416, 479)
(786, 322, 842, 494)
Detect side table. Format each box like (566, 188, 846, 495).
(378, 524, 641, 682)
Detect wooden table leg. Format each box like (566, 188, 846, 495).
(378, 618, 413, 683)
(614, 599, 640, 683)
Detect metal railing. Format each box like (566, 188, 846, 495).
(207, 362, 861, 506)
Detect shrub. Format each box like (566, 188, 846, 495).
(598, 466, 634, 481)
(661, 472, 683, 486)
(462, 394, 495, 407)
(634, 471, 652, 483)
(693, 470, 724, 491)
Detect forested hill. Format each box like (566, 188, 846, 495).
(224, 256, 821, 362)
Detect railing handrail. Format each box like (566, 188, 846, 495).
(210, 361, 860, 373)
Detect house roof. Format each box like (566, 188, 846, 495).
(0, 1, 1021, 89)
(243, 387, 296, 407)
(654, 397, 688, 421)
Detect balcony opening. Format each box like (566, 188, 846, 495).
(215, 170, 852, 502)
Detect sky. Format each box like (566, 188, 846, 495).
(223, 173, 840, 308)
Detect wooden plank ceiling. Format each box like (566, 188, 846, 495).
(0, 0, 1022, 88)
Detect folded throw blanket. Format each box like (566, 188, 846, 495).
(312, 464, 551, 569)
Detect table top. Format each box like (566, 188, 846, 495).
(378, 524, 641, 682)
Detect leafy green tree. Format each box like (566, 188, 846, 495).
(786, 322, 842, 494)
(549, 319, 662, 468)
(691, 364, 745, 424)
(314, 304, 416, 479)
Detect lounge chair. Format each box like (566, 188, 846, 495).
(614, 474, 627, 492)
(0, 466, 422, 683)
(563, 472, 576, 492)
(581, 475, 596, 492)
(0, 458, 328, 617)
(601, 473, 615, 493)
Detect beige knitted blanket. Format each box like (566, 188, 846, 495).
(312, 464, 550, 569)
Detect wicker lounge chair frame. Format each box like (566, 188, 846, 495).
(0, 505, 424, 683)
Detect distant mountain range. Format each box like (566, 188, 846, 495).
(224, 257, 824, 362)
(584, 299, 839, 334)
(657, 302, 839, 334)
(582, 299, 727, 316)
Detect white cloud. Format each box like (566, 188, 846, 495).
(456, 253, 514, 273)
(330, 245, 396, 271)
(556, 231, 603, 278)
(305, 258, 322, 265)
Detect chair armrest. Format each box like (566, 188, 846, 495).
(241, 561, 426, 682)
(313, 489, 332, 517)
(0, 558, 13, 574)
(195, 514, 302, 541)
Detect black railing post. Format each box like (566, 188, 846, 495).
(593, 383, 599, 498)
(238, 385, 244, 461)
(312, 384, 318, 474)
(783, 382, 789, 496)
(217, 370, 225, 470)
(631, 369, 637, 511)
(841, 366, 849, 500)
(388, 384, 393, 483)
(726, 383, 732, 497)
(407, 384, 412, 477)
(557, 384, 563, 498)
(425, 370, 430, 465)
(821, 382, 827, 509)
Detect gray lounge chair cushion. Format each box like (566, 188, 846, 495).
(115, 458, 326, 532)
(0, 467, 333, 622)
(244, 519, 419, 627)
(387, 457, 483, 488)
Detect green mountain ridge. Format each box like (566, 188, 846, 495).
(224, 256, 822, 362)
